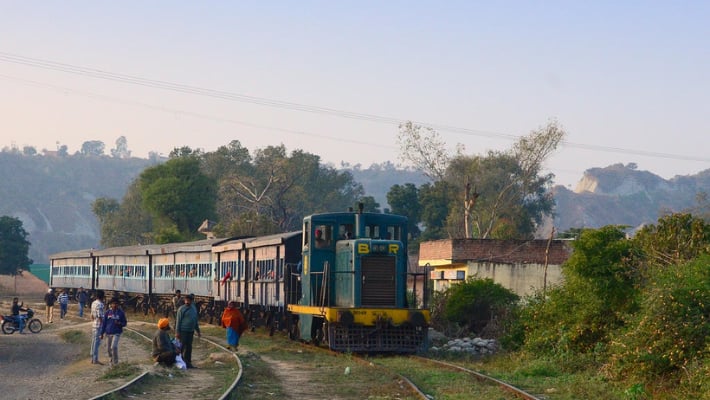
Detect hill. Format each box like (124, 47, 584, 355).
(552, 163, 710, 232)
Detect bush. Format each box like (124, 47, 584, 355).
(437, 277, 519, 337)
(607, 254, 710, 386)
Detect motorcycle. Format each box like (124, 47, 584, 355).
(1, 308, 43, 334)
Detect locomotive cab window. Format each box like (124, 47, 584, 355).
(314, 224, 332, 249)
(364, 224, 381, 239)
(339, 223, 354, 239)
(387, 225, 402, 241)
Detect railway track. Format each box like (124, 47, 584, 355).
(278, 335, 539, 399)
(89, 323, 242, 400)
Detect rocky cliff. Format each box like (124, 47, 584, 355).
(552, 163, 710, 233)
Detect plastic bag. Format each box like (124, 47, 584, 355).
(175, 354, 187, 370)
(172, 338, 182, 350)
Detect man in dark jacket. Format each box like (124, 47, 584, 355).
(100, 298, 127, 366)
(175, 294, 201, 368)
(44, 288, 56, 323)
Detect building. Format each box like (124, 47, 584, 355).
(418, 239, 573, 296)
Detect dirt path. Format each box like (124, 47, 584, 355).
(0, 315, 236, 399)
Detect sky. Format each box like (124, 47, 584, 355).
(1, 1, 708, 188)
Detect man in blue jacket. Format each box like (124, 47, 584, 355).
(101, 298, 127, 366)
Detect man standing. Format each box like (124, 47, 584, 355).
(175, 293, 201, 369)
(76, 287, 88, 318)
(90, 290, 106, 364)
(44, 288, 56, 323)
(58, 289, 69, 319)
(172, 290, 184, 318)
(101, 298, 127, 366)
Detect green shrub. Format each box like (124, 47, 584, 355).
(441, 277, 519, 337)
(607, 254, 710, 385)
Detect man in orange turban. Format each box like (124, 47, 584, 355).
(152, 318, 179, 366)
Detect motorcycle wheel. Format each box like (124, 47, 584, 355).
(28, 319, 42, 333)
(1, 321, 16, 334)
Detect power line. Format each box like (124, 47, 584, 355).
(1, 51, 709, 163)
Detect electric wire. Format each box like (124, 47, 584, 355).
(1, 51, 709, 164)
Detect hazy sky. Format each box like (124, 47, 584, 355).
(2, 1, 708, 188)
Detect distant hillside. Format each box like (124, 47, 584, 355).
(345, 162, 429, 210)
(552, 163, 710, 232)
(0, 152, 155, 263)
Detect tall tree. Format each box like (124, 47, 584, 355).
(386, 183, 422, 239)
(80, 140, 106, 156)
(110, 136, 131, 159)
(138, 154, 217, 241)
(397, 121, 452, 181)
(0, 216, 32, 275)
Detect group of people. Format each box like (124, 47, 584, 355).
(14, 287, 247, 369)
(151, 291, 247, 368)
(43, 287, 89, 323)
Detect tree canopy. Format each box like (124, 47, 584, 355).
(0, 216, 32, 275)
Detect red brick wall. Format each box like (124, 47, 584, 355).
(420, 239, 572, 265)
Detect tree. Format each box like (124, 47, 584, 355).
(80, 140, 105, 156)
(633, 213, 710, 268)
(386, 183, 422, 239)
(22, 146, 37, 156)
(0, 216, 32, 276)
(358, 196, 381, 213)
(92, 188, 154, 247)
(110, 136, 131, 159)
(397, 121, 452, 181)
(138, 155, 217, 241)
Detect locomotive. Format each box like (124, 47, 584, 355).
(50, 207, 430, 353)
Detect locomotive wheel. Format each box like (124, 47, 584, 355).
(28, 319, 42, 333)
(1, 321, 16, 334)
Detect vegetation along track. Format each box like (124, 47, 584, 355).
(282, 336, 537, 399)
(366, 353, 542, 399)
(91, 322, 242, 400)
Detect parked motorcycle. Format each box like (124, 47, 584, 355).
(1, 309, 42, 334)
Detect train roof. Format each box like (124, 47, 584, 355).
(49, 248, 96, 259)
(306, 212, 407, 221)
(212, 231, 301, 252)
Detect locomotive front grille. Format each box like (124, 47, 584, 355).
(328, 323, 427, 353)
(361, 256, 396, 307)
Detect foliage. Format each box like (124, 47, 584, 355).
(386, 183, 421, 239)
(633, 213, 710, 268)
(438, 278, 519, 337)
(215, 145, 363, 236)
(397, 121, 451, 181)
(93, 181, 154, 247)
(80, 140, 105, 156)
(0, 216, 33, 275)
(606, 254, 710, 391)
(517, 226, 639, 355)
(138, 154, 217, 240)
(395, 119, 563, 240)
(110, 136, 131, 159)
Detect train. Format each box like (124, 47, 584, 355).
(49, 207, 430, 353)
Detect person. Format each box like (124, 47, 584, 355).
(314, 229, 328, 248)
(101, 298, 127, 366)
(44, 288, 56, 323)
(152, 318, 179, 367)
(10, 297, 28, 333)
(90, 290, 106, 365)
(76, 287, 88, 318)
(172, 290, 184, 318)
(220, 301, 247, 351)
(58, 289, 69, 319)
(175, 293, 201, 369)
